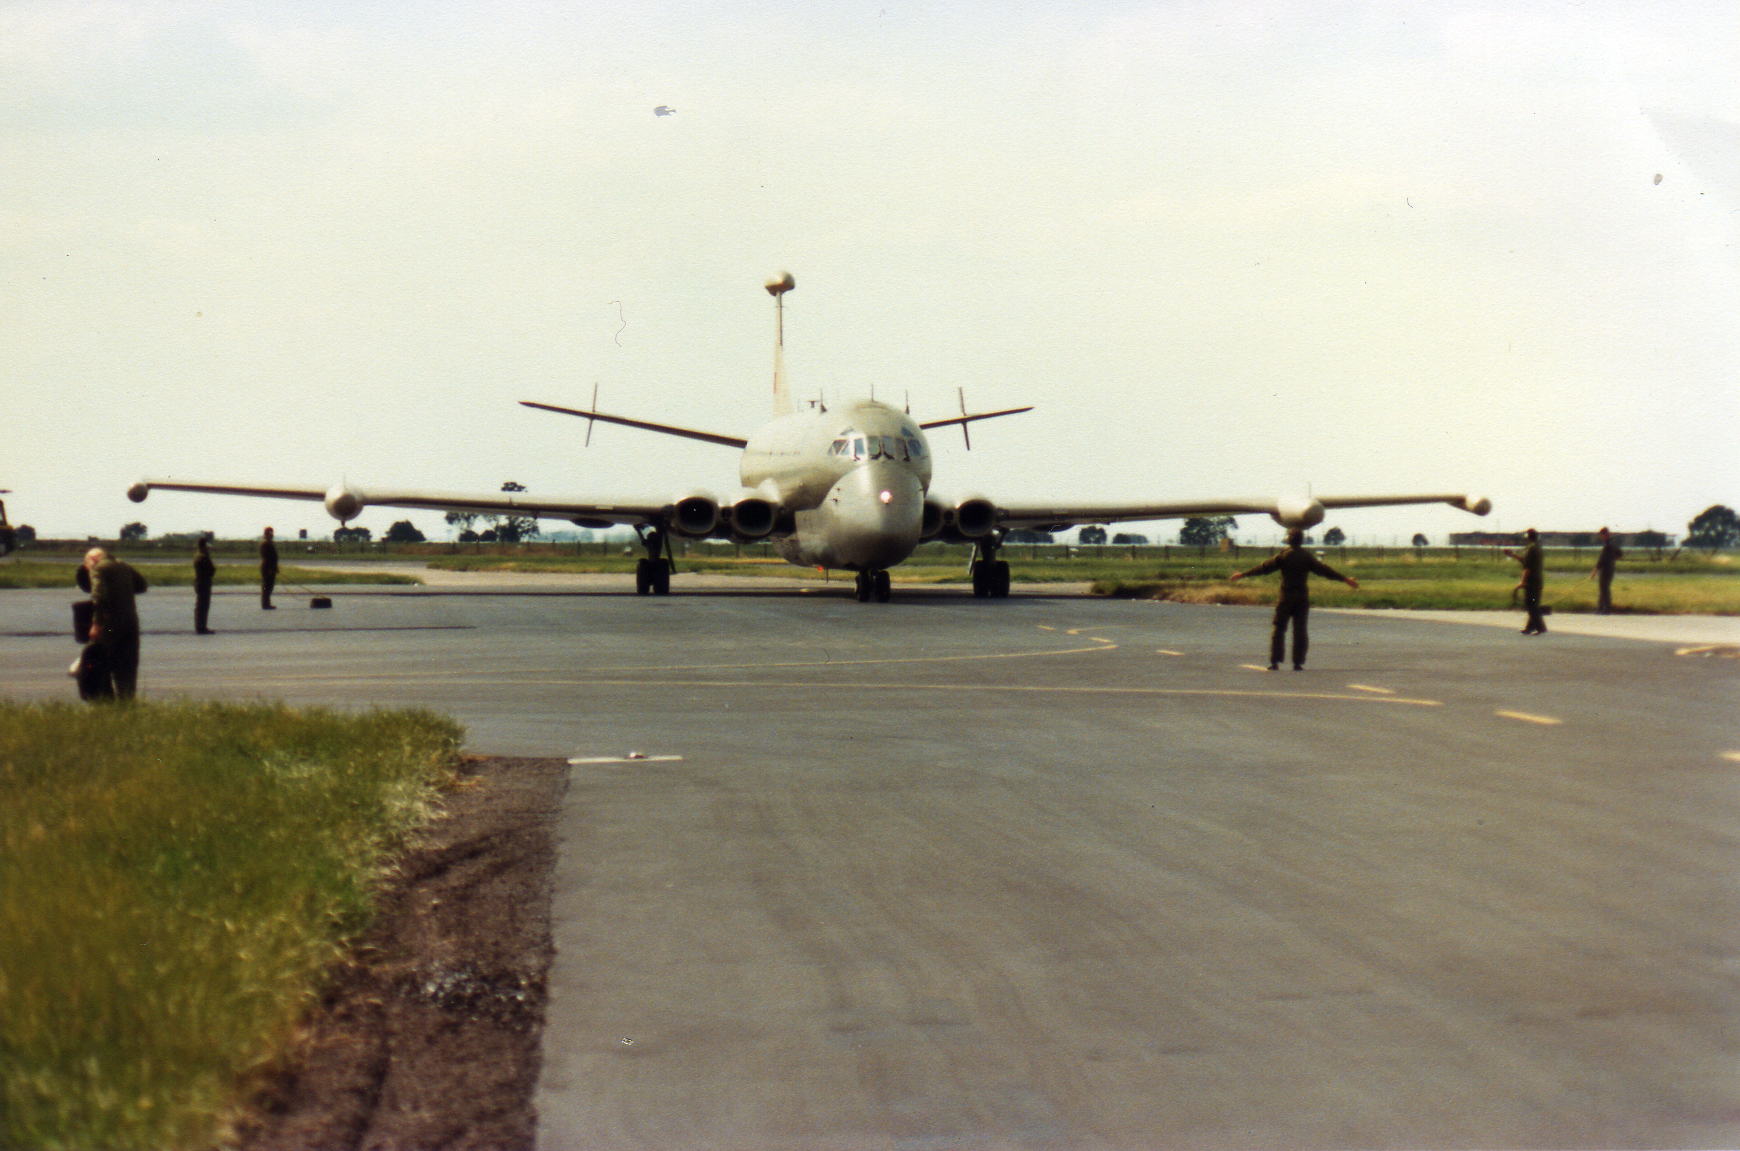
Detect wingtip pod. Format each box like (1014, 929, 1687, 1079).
(1270, 496, 1327, 529)
(765, 271, 795, 297)
(1456, 495, 1493, 516)
(127, 481, 150, 503)
(323, 484, 365, 523)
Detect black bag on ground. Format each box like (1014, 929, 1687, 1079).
(71, 642, 110, 700)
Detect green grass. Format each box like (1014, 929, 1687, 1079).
(1090, 549, 1740, 614)
(0, 560, 421, 589)
(423, 544, 1740, 614)
(0, 701, 462, 1151)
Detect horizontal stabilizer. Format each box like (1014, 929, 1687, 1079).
(917, 406, 1034, 432)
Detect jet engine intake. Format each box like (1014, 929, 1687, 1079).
(1270, 497, 1326, 529)
(920, 499, 948, 540)
(728, 496, 777, 539)
(669, 493, 721, 537)
(951, 497, 998, 539)
(324, 484, 366, 523)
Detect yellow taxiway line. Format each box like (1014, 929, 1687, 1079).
(1496, 710, 1563, 726)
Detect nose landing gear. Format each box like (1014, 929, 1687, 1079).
(854, 569, 892, 603)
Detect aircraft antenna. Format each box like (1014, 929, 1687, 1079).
(765, 272, 796, 417)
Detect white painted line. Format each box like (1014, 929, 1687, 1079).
(1496, 710, 1562, 726)
(1240, 664, 1273, 672)
(568, 754, 686, 765)
(1156, 649, 1185, 657)
(1722, 752, 1740, 764)
(1348, 684, 1395, 695)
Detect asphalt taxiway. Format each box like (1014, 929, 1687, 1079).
(2, 579, 1737, 1148)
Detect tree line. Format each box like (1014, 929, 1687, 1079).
(27, 503, 1740, 553)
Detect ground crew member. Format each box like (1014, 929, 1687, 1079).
(194, 535, 216, 634)
(1504, 528, 1548, 635)
(81, 547, 148, 700)
(260, 526, 279, 609)
(1230, 528, 1360, 670)
(1587, 527, 1622, 615)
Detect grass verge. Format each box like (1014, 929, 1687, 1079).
(0, 700, 462, 1151)
(426, 546, 1739, 614)
(0, 561, 421, 589)
(1093, 552, 1740, 614)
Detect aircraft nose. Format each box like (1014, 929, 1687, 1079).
(831, 461, 924, 568)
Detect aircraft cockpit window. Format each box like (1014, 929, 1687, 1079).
(838, 432, 916, 461)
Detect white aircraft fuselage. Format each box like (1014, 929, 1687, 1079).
(742, 400, 933, 572)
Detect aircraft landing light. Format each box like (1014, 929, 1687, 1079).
(1496, 710, 1562, 726)
(1348, 684, 1396, 695)
(568, 753, 685, 766)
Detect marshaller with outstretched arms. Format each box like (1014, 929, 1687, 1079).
(128, 273, 1491, 603)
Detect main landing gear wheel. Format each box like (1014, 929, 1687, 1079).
(635, 558, 672, 595)
(854, 570, 893, 603)
(971, 559, 1011, 598)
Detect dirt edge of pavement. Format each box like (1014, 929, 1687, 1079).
(233, 755, 568, 1151)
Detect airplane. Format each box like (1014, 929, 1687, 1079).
(127, 273, 1491, 602)
(0, 491, 15, 557)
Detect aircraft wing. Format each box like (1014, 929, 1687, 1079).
(126, 479, 669, 530)
(993, 492, 1492, 533)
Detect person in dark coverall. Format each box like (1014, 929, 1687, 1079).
(259, 526, 279, 609)
(1230, 529, 1360, 670)
(193, 535, 216, 634)
(1504, 528, 1548, 635)
(1587, 527, 1622, 614)
(81, 547, 148, 700)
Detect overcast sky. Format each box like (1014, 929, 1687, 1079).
(6, 0, 1737, 545)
